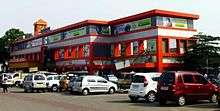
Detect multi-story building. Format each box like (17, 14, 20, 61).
(9, 9, 199, 74)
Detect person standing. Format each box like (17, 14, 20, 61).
(2, 77, 8, 93)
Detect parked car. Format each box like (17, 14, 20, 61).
(71, 75, 118, 95)
(128, 72, 162, 103)
(157, 71, 218, 106)
(0, 73, 14, 87)
(67, 71, 88, 91)
(46, 75, 65, 92)
(23, 74, 47, 93)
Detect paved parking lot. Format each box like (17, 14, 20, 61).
(0, 88, 219, 111)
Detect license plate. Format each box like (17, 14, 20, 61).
(160, 86, 168, 90)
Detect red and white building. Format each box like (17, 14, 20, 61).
(9, 9, 199, 74)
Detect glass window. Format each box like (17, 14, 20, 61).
(147, 39, 156, 54)
(132, 75, 145, 83)
(183, 75, 194, 83)
(34, 75, 45, 80)
(75, 47, 79, 58)
(162, 39, 168, 53)
(60, 49, 64, 59)
(180, 40, 187, 54)
(87, 79, 96, 82)
(93, 44, 111, 57)
(68, 48, 72, 57)
(159, 72, 175, 85)
(47, 77, 53, 80)
(120, 43, 126, 56)
(54, 76, 59, 80)
(169, 39, 177, 53)
(133, 41, 139, 55)
(83, 45, 89, 57)
(110, 44, 114, 57)
(194, 75, 208, 84)
(97, 79, 108, 83)
(187, 19, 194, 29)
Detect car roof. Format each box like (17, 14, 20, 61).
(134, 72, 162, 76)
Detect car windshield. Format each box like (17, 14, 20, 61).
(159, 72, 175, 85)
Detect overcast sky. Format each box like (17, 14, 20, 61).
(0, 0, 219, 37)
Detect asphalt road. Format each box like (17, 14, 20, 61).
(0, 88, 219, 111)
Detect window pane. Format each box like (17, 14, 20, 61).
(180, 40, 187, 54)
(169, 39, 177, 53)
(121, 43, 126, 56)
(133, 41, 139, 55)
(162, 39, 168, 53)
(68, 48, 72, 57)
(83, 45, 89, 57)
(183, 75, 194, 83)
(147, 39, 156, 54)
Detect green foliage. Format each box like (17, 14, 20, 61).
(181, 33, 220, 74)
(0, 28, 25, 62)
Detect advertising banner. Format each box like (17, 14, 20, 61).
(161, 17, 187, 28)
(112, 18, 151, 35)
(47, 33, 61, 43)
(65, 27, 87, 39)
(90, 25, 111, 35)
(31, 38, 42, 47)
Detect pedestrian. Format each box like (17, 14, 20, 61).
(2, 77, 8, 93)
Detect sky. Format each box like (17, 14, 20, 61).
(0, 0, 220, 37)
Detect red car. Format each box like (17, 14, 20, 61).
(157, 71, 218, 106)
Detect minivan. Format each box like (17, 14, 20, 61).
(157, 71, 218, 106)
(71, 75, 118, 95)
(128, 72, 161, 102)
(23, 74, 47, 93)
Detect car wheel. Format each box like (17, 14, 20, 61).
(129, 96, 138, 102)
(177, 96, 186, 106)
(147, 92, 156, 103)
(158, 98, 166, 105)
(210, 94, 218, 103)
(108, 87, 115, 94)
(51, 85, 58, 92)
(82, 89, 89, 96)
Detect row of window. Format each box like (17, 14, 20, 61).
(54, 45, 89, 60)
(13, 16, 194, 51)
(11, 53, 41, 62)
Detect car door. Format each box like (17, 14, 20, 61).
(182, 74, 197, 98)
(194, 75, 210, 99)
(96, 77, 108, 92)
(86, 78, 96, 92)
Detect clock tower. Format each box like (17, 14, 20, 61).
(34, 19, 47, 36)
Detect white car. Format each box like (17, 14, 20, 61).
(23, 74, 47, 93)
(46, 75, 64, 92)
(71, 75, 118, 95)
(128, 72, 162, 103)
(0, 73, 14, 87)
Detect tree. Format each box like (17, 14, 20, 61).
(181, 33, 220, 76)
(0, 28, 25, 63)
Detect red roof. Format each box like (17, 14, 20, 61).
(15, 9, 199, 44)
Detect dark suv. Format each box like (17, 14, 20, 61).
(157, 71, 218, 106)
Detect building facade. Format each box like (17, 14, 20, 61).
(9, 9, 199, 74)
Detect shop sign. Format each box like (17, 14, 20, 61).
(90, 25, 111, 35)
(31, 38, 42, 47)
(65, 27, 87, 39)
(29, 67, 38, 72)
(161, 17, 187, 28)
(112, 18, 151, 35)
(47, 33, 61, 43)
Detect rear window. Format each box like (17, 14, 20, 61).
(159, 72, 175, 84)
(34, 75, 45, 80)
(132, 75, 145, 83)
